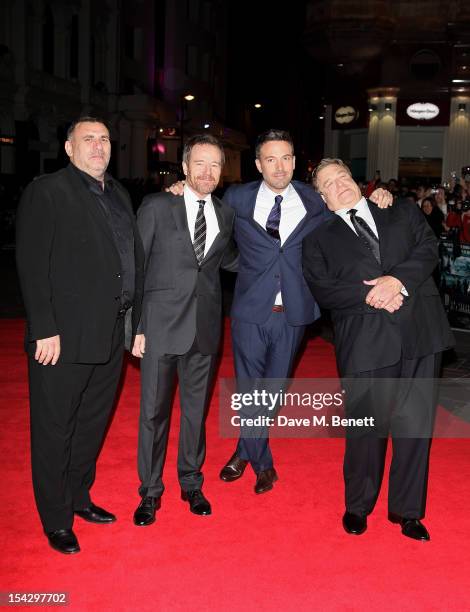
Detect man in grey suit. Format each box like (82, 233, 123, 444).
(131, 134, 238, 525)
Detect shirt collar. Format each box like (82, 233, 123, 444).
(334, 196, 368, 219)
(261, 181, 292, 200)
(184, 184, 212, 207)
(70, 162, 113, 192)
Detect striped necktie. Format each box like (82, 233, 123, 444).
(193, 199, 206, 265)
(266, 194, 283, 241)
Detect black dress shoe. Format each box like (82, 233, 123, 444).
(46, 529, 80, 554)
(342, 512, 367, 535)
(220, 453, 248, 482)
(254, 468, 278, 494)
(181, 490, 212, 515)
(75, 503, 116, 524)
(133, 496, 161, 526)
(388, 513, 430, 541)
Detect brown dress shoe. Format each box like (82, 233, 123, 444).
(254, 468, 278, 494)
(219, 453, 248, 482)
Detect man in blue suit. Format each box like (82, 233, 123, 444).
(219, 129, 390, 494)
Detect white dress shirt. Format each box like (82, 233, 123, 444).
(184, 184, 219, 257)
(335, 197, 378, 238)
(335, 196, 408, 295)
(254, 181, 306, 305)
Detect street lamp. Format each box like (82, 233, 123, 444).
(179, 93, 195, 162)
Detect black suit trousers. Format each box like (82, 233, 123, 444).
(28, 317, 124, 532)
(343, 352, 441, 518)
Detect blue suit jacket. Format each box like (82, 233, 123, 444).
(224, 180, 328, 326)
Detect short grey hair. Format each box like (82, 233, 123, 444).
(182, 134, 225, 166)
(312, 158, 352, 191)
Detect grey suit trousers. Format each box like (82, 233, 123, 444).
(137, 337, 217, 497)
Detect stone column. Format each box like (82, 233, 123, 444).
(442, 96, 470, 182)
(366, 88, 399, 182)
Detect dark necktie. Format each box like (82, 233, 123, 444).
(266, 194, 283, 241)
(347, 208, 381, 264)
(193, 200, 206, 265)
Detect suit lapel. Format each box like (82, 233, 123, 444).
(282, 183, 316, 247)
(329, 213, 380, 265)
(245, 182, 278, 243)
(368, 200, 389, 268)
(170, 193, 199, 265)
(202, 196, 227, 264)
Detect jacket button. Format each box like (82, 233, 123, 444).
(117, 273, 121, 278)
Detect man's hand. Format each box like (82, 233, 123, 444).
(369, 188, 393, 209)
(132, 334, 146, 358)
(165, 181, 185, 196)
(382, 293, 403, 313)
(363, 275, 403, 308)
(35, 335, 61, 365)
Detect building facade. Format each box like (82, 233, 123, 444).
(304, 0, 470, 183)
(0, 0, 246, 189)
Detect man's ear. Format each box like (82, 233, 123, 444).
(64, 140, 73, 159)
(292, 156, 296, 170)
(182, 162, 188, 177)
(255, 159, 262, 174)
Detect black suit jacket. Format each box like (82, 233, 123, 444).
(136, 191, 238, 355)
(16, 164, 144, 364)
(302, 200, 454, 375)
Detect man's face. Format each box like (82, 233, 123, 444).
(183, 144, 222, 197)
(64, 121, 111, 181)
(255, 140, 295, 193)
(316, 164, 362, 211)
(416, 186, 425, 199)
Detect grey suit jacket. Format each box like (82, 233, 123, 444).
(136, 191, 238, 355)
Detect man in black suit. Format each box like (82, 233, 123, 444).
(16, 117, 144, 554)
(131, 134, 237, 526)
(302, 159, 454, 541)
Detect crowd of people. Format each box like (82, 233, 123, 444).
(362, 175, 470, 242)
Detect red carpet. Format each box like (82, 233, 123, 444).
(1, 319, 470, 611)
